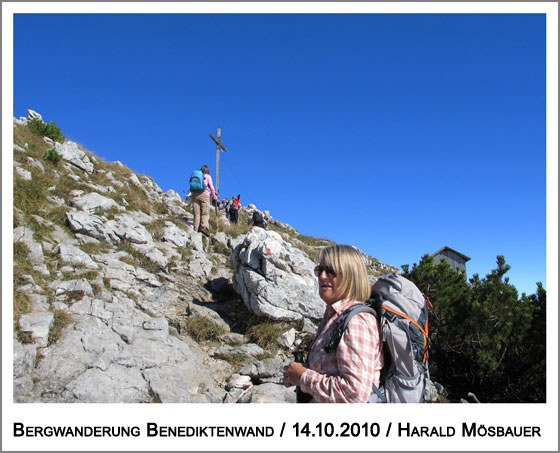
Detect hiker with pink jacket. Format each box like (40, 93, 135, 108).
(191, 165, 217, 237)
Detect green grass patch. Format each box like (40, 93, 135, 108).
(184, 317, 226, 343)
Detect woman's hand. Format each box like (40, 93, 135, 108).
(283, 362, 307, 387)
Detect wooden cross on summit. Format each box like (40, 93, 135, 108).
(209, 128, 227, 200)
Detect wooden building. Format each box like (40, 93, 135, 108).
(432, 246, 471, 274)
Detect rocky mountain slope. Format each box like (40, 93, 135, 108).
(12, 109, 403, 403)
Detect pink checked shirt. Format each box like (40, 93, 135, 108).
(299, 298, 384, 403)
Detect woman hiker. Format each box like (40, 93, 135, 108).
(192, 165, 217, 237)
(283, 244, 384, 403)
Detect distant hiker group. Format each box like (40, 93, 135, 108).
(224, 194, 241, 224)
(188, 162, 271, 235)
(188, 165, 246, 233)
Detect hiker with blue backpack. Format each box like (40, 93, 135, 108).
(283, 245, 384, 403)
(189, 165, 217, 237)
(283, 244, 431, 403)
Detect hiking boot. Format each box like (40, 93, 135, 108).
(200, 227, 210, 237)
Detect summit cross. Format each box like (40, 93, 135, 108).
(209, 127, 227, 204)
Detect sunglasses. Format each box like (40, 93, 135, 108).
(314, 265, 339, 278)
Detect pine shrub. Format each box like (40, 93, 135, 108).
(27, 118, 65, 142)
(43, 148, 62, 165)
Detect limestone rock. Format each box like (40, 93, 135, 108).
(13, 227, 50, 275)
(277, 328, 297, 348)
(55, 141, 94, 173)
(13, 340, 37, 400)
(18, 311, 55, 347)
(71, 192, 121, 214)
(226, 374, 253, 391)
(15, 166, 32, 180)
(65, 365, 152, 403)
(105, 214, 153, 245)
(27, 109, 42, 121)
(239, 358, 289, 380)
(230, 228, 324, 321)
(66, 211, 107, 241)
(56, 244, 99, 269)
(243, 383, 296, 403)
(215, 343, 264, 358)
(162, 221, 188, 247)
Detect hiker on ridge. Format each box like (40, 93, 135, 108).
(191, 165, 217, 237)
(283, 244, 384, 403)
(248, 211, 267, 230)
(229, 195, 240, 224)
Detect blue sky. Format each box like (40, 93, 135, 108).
(12, 12, 548, 296)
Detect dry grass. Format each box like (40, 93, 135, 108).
(213, 218, 251, 238)
(211, 241, 231, 256)
(13, 168, 51, 216)
(116, 241, 162, 275)
(13, 291, 32, 320)
(185, 317, 226, 343)
(145, 218, 168, 241)
(13, 123, 51, 157)
(219, 353, 250, 367)
(48, 310, 73, 345)
(16, 327, 34, 344)
(78, 241, 111, 256)
(248, 321, 289, 350)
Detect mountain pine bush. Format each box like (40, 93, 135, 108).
(27, 118, 65, 142)
(402, 255, 546, 402)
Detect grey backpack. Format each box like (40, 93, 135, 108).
(325, 273, 431, 403)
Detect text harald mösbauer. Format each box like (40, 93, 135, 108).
(14, 422, 541, 439)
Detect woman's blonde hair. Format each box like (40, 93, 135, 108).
(315, 244, 371, 302)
